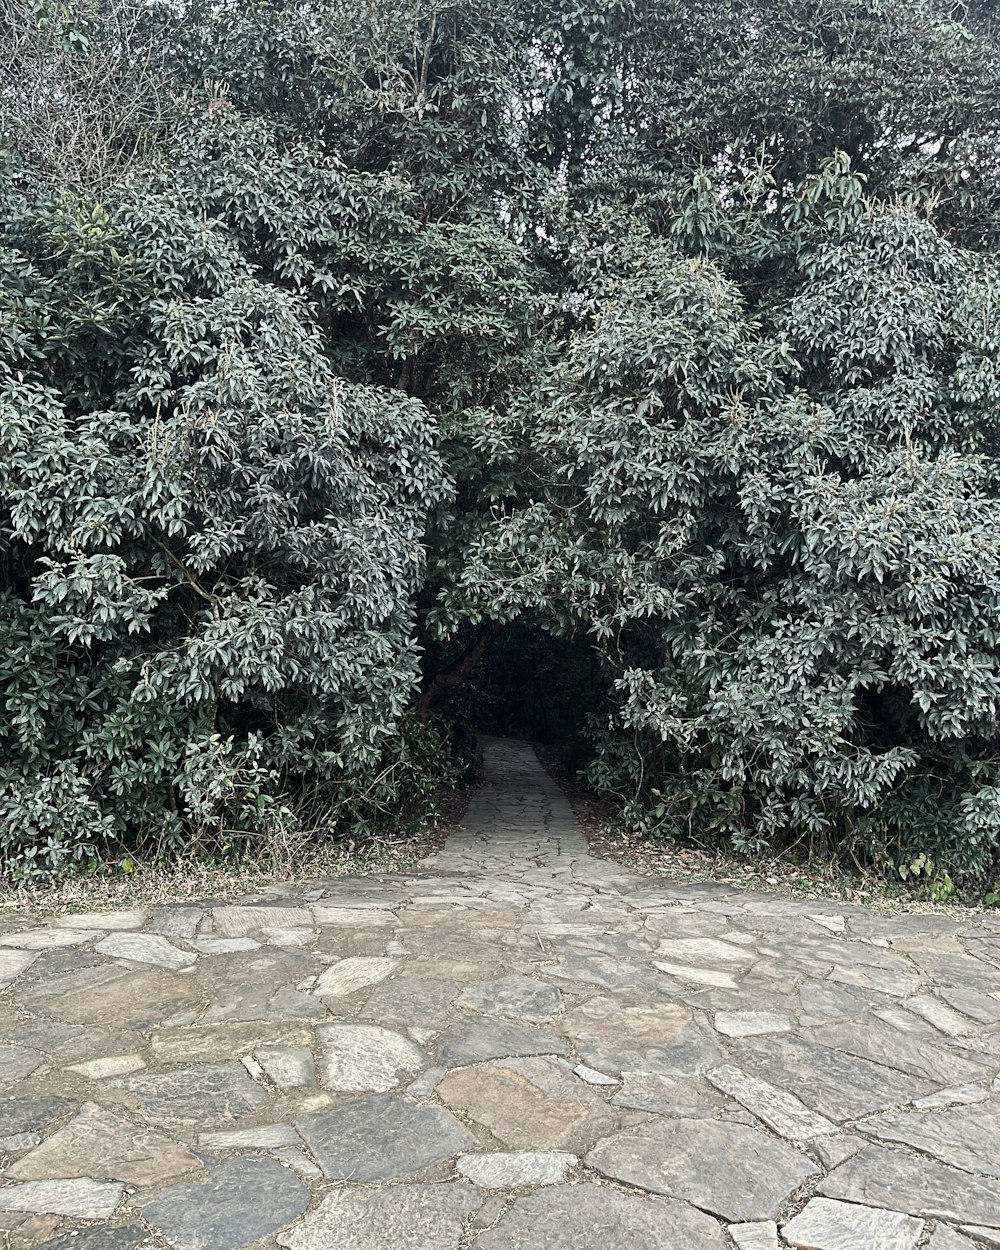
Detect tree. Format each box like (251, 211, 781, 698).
(5, 0, 1000, 888)
(443, 156, 1000, 880)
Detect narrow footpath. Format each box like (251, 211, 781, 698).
(1, 737, 999, 1249)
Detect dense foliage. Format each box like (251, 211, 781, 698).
(4, 0, 1000, 891)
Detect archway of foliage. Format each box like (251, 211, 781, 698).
(4, 0, 1000, 890)
(442, 160, 1000, 881)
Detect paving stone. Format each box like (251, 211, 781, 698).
(116, 1064, 269, 1123)
(714, 1011, 791, 1037)
(34, 1226, 147, 1250)
(65, 1054, 145, 1080)
(924, 1232, 979, 1250)
(0, 950, 36, 990)
(586, 1118, 817, 1221)
(611, 1071, 727, 1117)
(360, 977, 459, 1030)
(0, 1045, 45, 1086)
(798, 980, 877, 1023)
(905, 995, 978, 1036)
(437, 1056, 618, 1151)
(317, 1023, 425, 1091)
(18, 963, 201, 1027)
(211, 907, 313, 938)
(312, 957, 398, 997)
(0, 1133, 40, 1152)
(782, 1198, 923, 1250)
(655, 961, 742, 988)
(812, 1135, 866, 1169)
(563, 994, 719, 1076)
(939, 988, 1000, 1025)
(474, 1182, 730, 1249)
(827, 961, 921, 997)
(140, 1156, 309, 1250)
(52, 912, 146, 931)
(149, 907, 204, 939)
(456, 976, 563, 1022)
(192, 937, 261, 954)
(8, 1103, 202, 1186)
(310, 905, 396, 927)
(732, 1034, 931, 1120)
(914, 1085, 989, 1110)
(296, 1093, 474, 1181)
(255, 1045, 316, 1090)
(806, 1019, 992, 1087)
(808, 915, 846, 934)
(818, 1143, 1000, 1226)
(864, 1105, 1000, 1179)
(456, 1151, 575, 1187)
(574, 1063, 618, 1085)
(0, 931, 94, 951)
(149, 1020, 314, 1066)
(706, 1065, 836, 1139)
(0, 1100, 74, 1139)
(276, 1183, 481, 1250)
(0, 1180, 124, 1219)
(729, 1222, 780, 1250)
(434, 1017, 569, 1066)
(960, 1227, 1000, 1245)
(261, 928, 316, 947)
(198, 1125, 301, 1150)
(655, 938, 757, 965)
(271, 1146, 323, 1180)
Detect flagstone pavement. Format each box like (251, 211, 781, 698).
(2, 737, 1000, 1249)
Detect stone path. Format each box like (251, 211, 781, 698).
(2, 737, 1000, 1249)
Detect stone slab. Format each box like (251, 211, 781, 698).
(65, 1054, 145, 1080)
(474, 1182, 730, 1249)
(436, 1056, 617, 1152)
(8, 1103, 202, 1186)
(0, 1179, 123, 1219)
(456, 1151, 575, 1187)
(198, 1125, 301, 1150)
(212, 907, 314, 938)
(821, 1143, 1000, 1225)
(733, 1035, 930, 1120)
(0, 931, 94, 950)
(317, 1023, 425, 1092)
(116, 1064, 269, 1123)
(456, 976, 563, 1023)
(0, 951, 37, 989)
(0, 1099, 74, 1138)
(296, 1093, 474, 1181)
(865, 1105, 1000, 1178)
(32, 1226, 147, 1250)
(707, 1065, 836, 1140)
(52, 912, 146, 931)
(255, 1045, 316, 1090)
(313, 957, 398, 997)
(714, 1012, 791, 1037)
(434, 1018, 569, 1066)
(611, 1072, 726, 1118)
(140, 1157, 309, 1250)
(277, 1184, 481, 1250)
(586, 1118, 817, 1222)
(782, 1198, 923, 1250)
(0, 1045, 44, 1086)
(729, 1223, 780, 1250)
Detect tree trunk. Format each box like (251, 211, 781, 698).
(417, 620, 506, 723)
